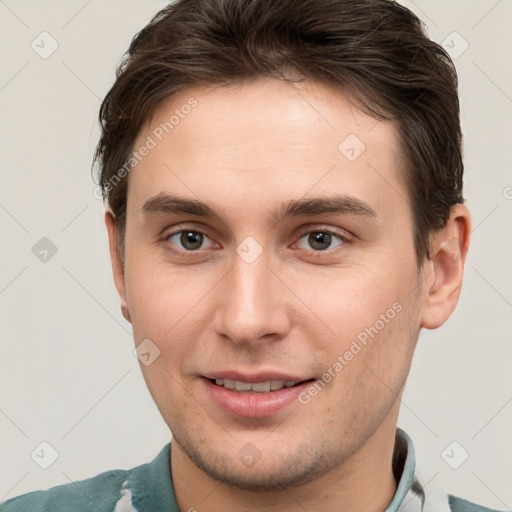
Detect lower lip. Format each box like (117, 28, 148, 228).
(202, 378, 312, 418)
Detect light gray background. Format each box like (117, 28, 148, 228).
(0, 0, 511, 508)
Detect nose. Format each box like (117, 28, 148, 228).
(212, 250, 292, 346)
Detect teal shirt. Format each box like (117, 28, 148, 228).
(1, 429, 506, 512)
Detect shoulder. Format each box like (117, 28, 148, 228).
(0, 443, 174, 512)
(449, 494, 510, 512)
(0, 467, 134, 512)
(0, 444, 173, 512)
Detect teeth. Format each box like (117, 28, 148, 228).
(251, 381, 271, 392)
(214, 379, 298, 392)
(270, 380, 284, 390)
(235, 380, 252, 391)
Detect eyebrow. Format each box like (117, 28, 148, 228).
(141, 193, 378, 223)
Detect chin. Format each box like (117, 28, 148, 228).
(197, 457, 328, 491)
(174, 430, 343, 491)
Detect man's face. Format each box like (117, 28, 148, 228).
(117, 78, 425, 488)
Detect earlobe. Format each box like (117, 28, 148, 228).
(420, 205, 471, 330)
(104, 209, 132, 324)
(121, 305, 132, 323)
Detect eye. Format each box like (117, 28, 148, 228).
(296, 230, 345, 251)
(166, 230, 216, 251)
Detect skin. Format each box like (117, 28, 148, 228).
(105, 77, 470, 512)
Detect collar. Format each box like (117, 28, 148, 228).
(390, 428, 451, 512)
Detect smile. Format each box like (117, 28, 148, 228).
(212, 378, 300, 392)
(203, 376, 316, 418)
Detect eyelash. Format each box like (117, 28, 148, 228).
(162, 226, 351, 255)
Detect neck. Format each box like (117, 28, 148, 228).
(171, 417, 399, 512)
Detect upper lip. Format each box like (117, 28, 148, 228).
(202, 371, 312, 383)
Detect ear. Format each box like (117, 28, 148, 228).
(105, 209, 132, 324)
(420, 204, 471, 330)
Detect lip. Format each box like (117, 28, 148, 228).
(201, 376, 314, 418)
(202, 370, 309, 383)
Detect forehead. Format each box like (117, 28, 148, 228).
(128, 77, 407, 219)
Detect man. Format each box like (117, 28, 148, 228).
(1, 0, 504, 511)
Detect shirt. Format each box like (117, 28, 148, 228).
(0, 428, 505, 511)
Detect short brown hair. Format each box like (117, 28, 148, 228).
(94, 0, 464, 265)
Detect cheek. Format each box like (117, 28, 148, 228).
(287, 260, 412, 339)
(125, 258, 183, 336)
(308, 299, 417, 427)
(289, 256, 420, 393)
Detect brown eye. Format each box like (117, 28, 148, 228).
(296, 231, 344, 251)
(167, 230, 213, 251)
(181, 231, 203, 250)
(309, 232, 332, 250)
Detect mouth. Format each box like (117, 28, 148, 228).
(201, 375, 316, 418)
(208, 378, 313, 393)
